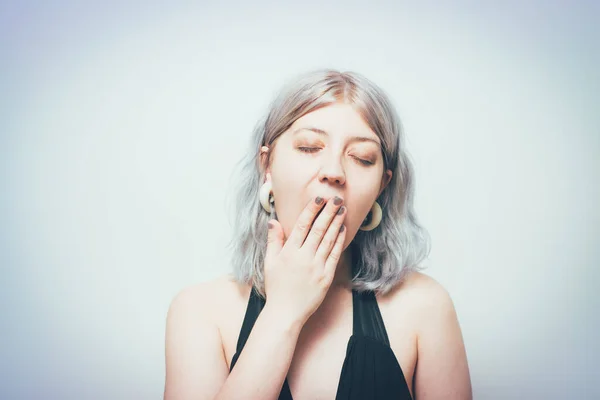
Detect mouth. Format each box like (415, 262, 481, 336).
(313, 195, 343, 220)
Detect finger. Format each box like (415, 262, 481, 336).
(323, 224, 347, 284)
(302, 196, 344, 252)
(285, 196, 326, 248)
(314, 205, 346, 262)
(264, 219, 284, 267)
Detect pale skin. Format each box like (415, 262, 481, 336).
(164, 103, 472, 399)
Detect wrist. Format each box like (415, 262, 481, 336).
(261, 302, 305, 337)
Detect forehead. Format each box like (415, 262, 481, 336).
(289, 103, 378, 141)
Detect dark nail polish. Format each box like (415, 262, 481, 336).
(315, 196, 324, 205)
(333, 196, 343, 205)
(337, 206, 345, 215)
(268, 222, 274, 229)
(339, 225, 345, 232)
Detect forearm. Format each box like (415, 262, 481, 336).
(214, 304, 302, 400)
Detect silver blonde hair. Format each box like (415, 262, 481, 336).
(225, 69, 431, 297)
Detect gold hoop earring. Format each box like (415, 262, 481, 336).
(359, 201, 382, 231)
(259, 181, 274, 212)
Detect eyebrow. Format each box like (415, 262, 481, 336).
(292, 127, 381, 146)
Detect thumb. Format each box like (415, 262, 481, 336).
(265, 219, 284, 262)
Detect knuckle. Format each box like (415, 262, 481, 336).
(311, 226, 325, 237)
(321, 237, 333, 250)
(296, 220, 310, 231)
(319, 274, 332, 286)
(328, 250, 341, 262)
(316, 270, 327, 282)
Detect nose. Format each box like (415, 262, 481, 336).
(317, 155, 346, 186)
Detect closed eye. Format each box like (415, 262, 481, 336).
(298, 147, 374, 166)
(298, 147, 320, 153)
(353, 156, 374, 166)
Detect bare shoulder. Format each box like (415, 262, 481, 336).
(382, 270, 452, 302)
(388, 275, 472, 399)
(166, 273, 253, 364)
(378, 271, 457, 328)
(400, 271, 452, 304)
(165, 275, 252, 398)
(168, 274, 251, 322)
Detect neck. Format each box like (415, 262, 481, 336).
(331, 247, 354, 289)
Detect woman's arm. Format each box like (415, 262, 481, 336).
(213, 302, 302, 400)
(164, 197, 347, 399)
(413, 279, 472, 400)
(163, 284, 302, 400)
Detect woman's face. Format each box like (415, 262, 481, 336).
(265, 102, 392, 248)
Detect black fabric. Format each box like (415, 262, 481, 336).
(228, 287, 412, 399)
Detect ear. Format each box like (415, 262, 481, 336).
(259, 146, 271, 181)
(379, 169, 393, 196)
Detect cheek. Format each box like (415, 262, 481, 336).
(344, 203, 370, 232)
(271, 158, 312, 197)
(270, 160, 314, 238)
(346, 182, 381, 225)
(271, 148, 314, 180)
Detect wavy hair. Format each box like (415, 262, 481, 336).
(225, 69, 431, 297)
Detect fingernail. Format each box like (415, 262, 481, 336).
(339, 225, 345, 232)
(337, 206, 345, 215)
(315, 196, 324, 205)
(268, 222, 274, 229)
(333, 196, 343, 205)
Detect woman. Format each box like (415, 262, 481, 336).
(164, 69, 472, 399)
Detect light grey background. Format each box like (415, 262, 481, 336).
(1, 1, 598, 399)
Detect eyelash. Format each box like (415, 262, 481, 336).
(297, 147, 374, 166)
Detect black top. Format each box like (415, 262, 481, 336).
(229, 286, 413, 399)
